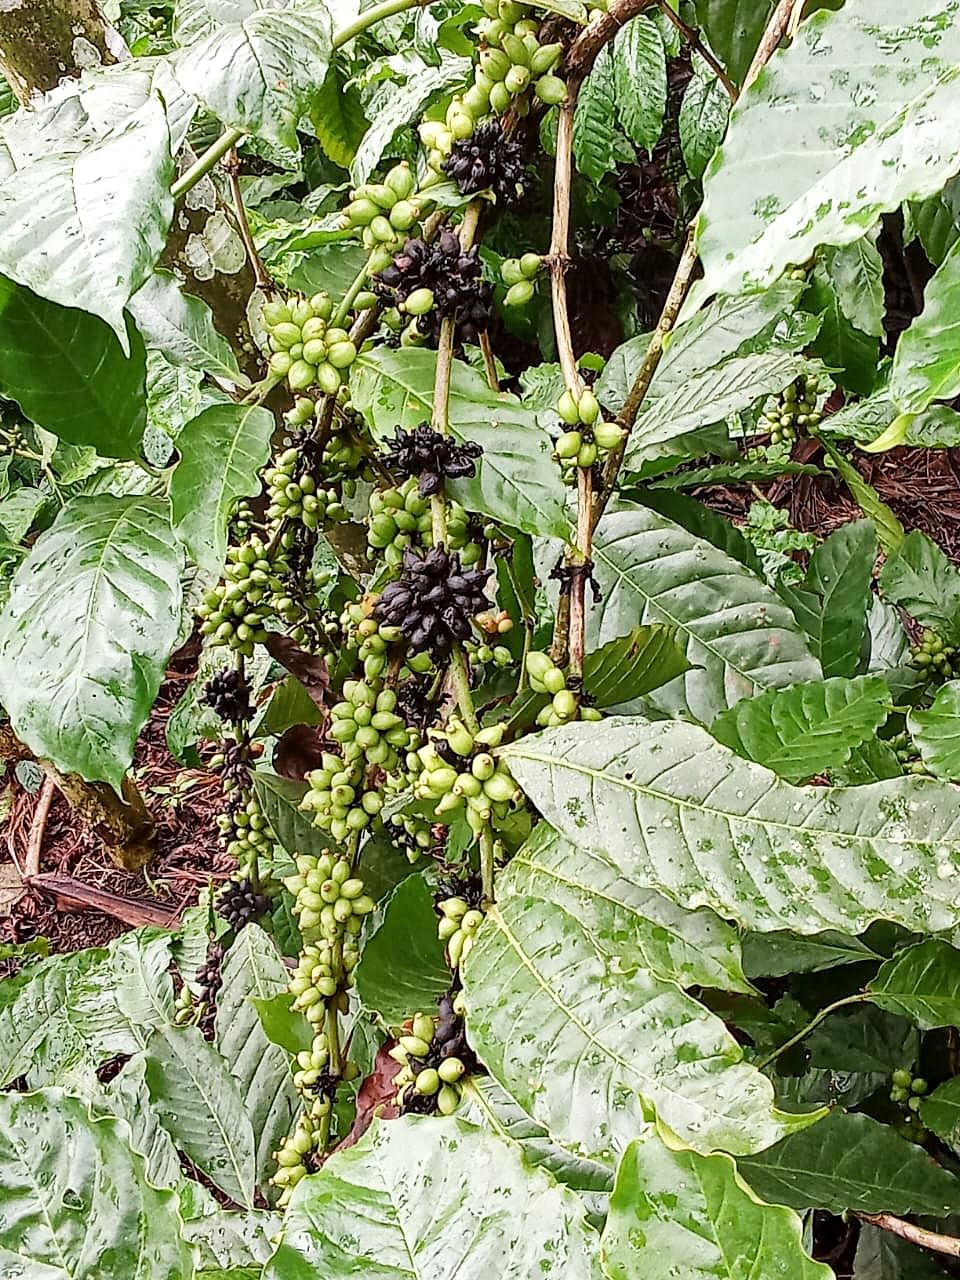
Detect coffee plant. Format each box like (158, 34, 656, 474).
(9, 0, 960, 1275)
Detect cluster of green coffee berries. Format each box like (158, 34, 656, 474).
(302, 756, 379, 842)
(265, 445, 347, 532)
(761, 374, 822, 446)
(413, 719, 521, 834)
(284, 851, 376, 942)
(389, 1007, 469, 1114)
(554, 387, 624, 473)
(437, 896, 485, 967)
(501, 252, 543, 306)
(340, 162, 422, 267)
(264, 292, 357, 394)
(388, 811, 435, 862)
(272, 1110, 321, 1205)
(214, 791, 277, 877)
(367, 477, 482, 566)
(888, 1069, 929, 1144)
(525, 650, 602, 727)
(331, 682, 413, 768)
(911, 629, 960, 682)
(473, 0, 565, 112)
(198, 536, 280, 654)
(886, 730, 931, 777)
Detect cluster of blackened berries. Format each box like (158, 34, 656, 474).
(395, 673, 439, 733)
(216, 878, 272, 928)
(443, 121, 525, 203)
(374, 546, 490, 659)
(382, 424, 482, 497)
(202, 669, 252, 724)
(374, 234, 493, 340)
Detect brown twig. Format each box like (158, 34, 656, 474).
(742, 0, 803, 91)
(656, 1, 737, 100)
(592, 225, 700, 529)
(24, 776, 54, 880)
(224, 148, 273, 293)
(479, 332, 500, 391)
(857, 1214, 960, 1259)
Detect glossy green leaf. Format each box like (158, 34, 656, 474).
(632, 488, 765, 577)
(144, 1024, 257, 1209)
(354, 873, 449, 1025)
(502, 822, 752, 993)
(175, 2, 332, 151)
(783, 519, 878, 678)
(128, 269, 245, 384)
(680, 59, 730, 179)
(693, 0, 776, 85)
(821, 236, 885, 339)
(215, 926, 299, 1196)
(0, 496, 183, 788)
(601, 1128, 831, 1280)
(582, 624, 690, 708)
(463, 893, 815, 1164)
(806, 1005, 918, 1079)
(709, 676, 891, 784)
(0, 948, 104, 1087)
(589, 502, 820, 722)
(867, 939, 960, 1030)
(170, 403, 275, 574)
(920, 1077, 960, 1151)
(259, 676, 324, 736)
(309, 63, 367, 168)
(0, 278, 146, 459)
(612, 16, 666, 154)
(573, 46, 620, 184)
(252, 992, 313, 1057)
(880, 529, 960, 642)
(501, 717, 960, 935)
(265, 1116, 603, 1279)
(739, 1109, 960, 1215)
(742, 930, 877, 979)
(892, 236, 960, 413)
(0, 93, 173, 343)
(597, 279, 803, 413)
(252, 771, 328, 858)
(627, 350, 809, 463)
(0, 1089, 190, 1279)
(909, 680, 960, 779)
(698, 3, 960, 300)
(351, 348, 570, 537)
(70, 928, 176, 1059)
(806, 255, 880, 395)
(906, 176, 960, 268)
(821, 441, 904, 555)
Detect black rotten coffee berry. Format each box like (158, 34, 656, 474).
(373, 233, 493, 339)
(373, 546, 491, 660)
(217, 877, 272, 928)
(382, 424, 482, 496)
(201, 668, 252, 724)
(442, 121, 525, 203)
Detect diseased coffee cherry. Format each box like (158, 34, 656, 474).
(374, 546, 491, 660)
(216, 877, 272, 928)
(443, 120, 525, 203)
(382, 424, 482, 497)
(201, 668, 252, 724)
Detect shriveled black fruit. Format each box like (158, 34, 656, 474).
(442, 120, 525, 203)
(395, 673, 439, 732)
(374, 546, 491, 660)
(382, 424, 482, 496)
(373, 233, 494, 339)
(202, 668, 252, 724)
(217, 877, 272, 928)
